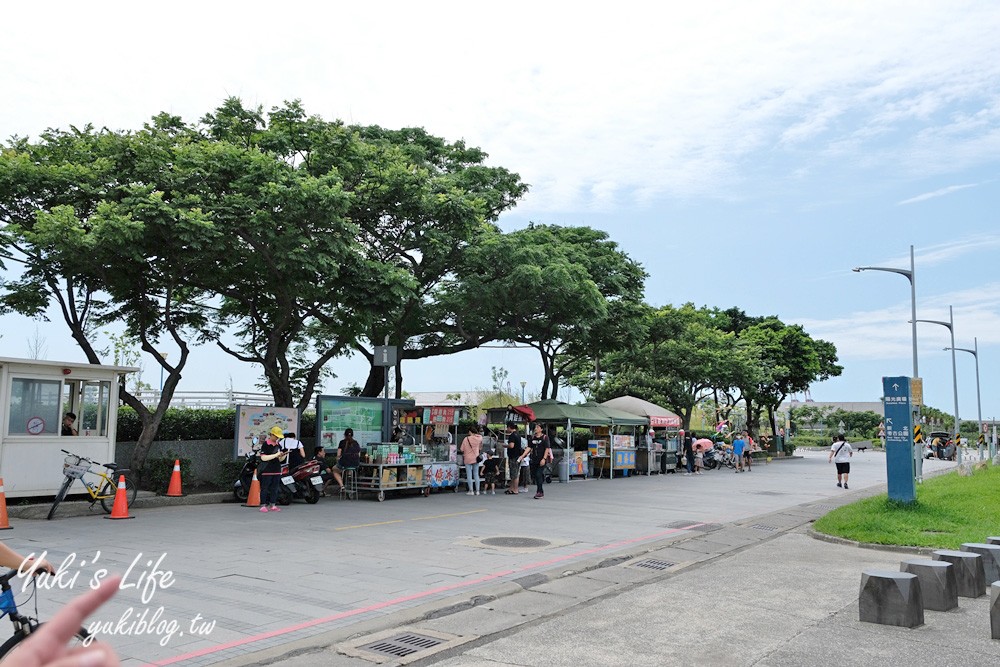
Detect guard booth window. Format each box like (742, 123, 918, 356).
(7, 378, 61, 435)
(79, 381, 111, 436)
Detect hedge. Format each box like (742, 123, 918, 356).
(117, 407, 317, 442)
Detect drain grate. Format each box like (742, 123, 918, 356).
(482, 537, 551, 548)
(631, 558, 675, 571)
(750, 524, 778, 532)
(359, 633, 444, 659)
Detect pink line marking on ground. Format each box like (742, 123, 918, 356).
(151, 522, 703, 666)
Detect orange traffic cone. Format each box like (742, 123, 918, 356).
(243, 470, 261, 508)
(105, 475, 134, 520)
(0, 478, 12, 530)
(166, 459, 183, 497)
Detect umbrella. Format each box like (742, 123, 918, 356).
(694, 438, 714, 451)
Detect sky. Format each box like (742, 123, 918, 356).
(2, 1, 1000, 420)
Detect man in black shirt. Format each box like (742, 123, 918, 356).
(504, 422, 523, 495)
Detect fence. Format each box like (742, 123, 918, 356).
(132, 390, 275, 410)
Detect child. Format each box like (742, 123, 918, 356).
(693, 442, 704, 475)
(482, 450, 500, 495)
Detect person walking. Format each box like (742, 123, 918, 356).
(461, 424, 483, 495)
(732, 431, 747, 472)
(259, 426, 287, 512)
(504, 422, 523, 495)
(682, 430, 695, 475)
(829, 433, 854, 488)
(526, 423, 553, 499)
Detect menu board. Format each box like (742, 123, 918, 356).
(316, 396, 384, 449)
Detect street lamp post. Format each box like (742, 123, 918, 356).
(914, 305, 960, 448)
(945, 336, 983, 459)
(854, 245, 920, 479)
(853, 245, 918, 378)
(520, 381, 526, 404)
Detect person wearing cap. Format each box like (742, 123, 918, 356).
(331, 428, 361, 492)
(258, 426, 288, 513)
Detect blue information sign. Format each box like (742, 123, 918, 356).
(882, 376, 916, 503)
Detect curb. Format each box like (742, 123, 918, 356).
(806, 528, 939, 556)
(8, 491, 231, 520)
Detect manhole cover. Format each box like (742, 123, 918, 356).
(482, 537, 551, 548)
(359, 633, 443, 659)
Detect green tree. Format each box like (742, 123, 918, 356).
(736, 318, 843, 438)
(0, 121, 210, 475)
(278, 121, 529, 398)
(498, 224, 647, 399)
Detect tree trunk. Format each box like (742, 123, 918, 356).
(361, 365, 386, 398)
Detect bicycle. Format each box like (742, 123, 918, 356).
(47, 450, 137, 520)
(0, 568, 90, 657)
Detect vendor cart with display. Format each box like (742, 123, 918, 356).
(357, 443, 431, 501)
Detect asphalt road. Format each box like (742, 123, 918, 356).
(0, 449, 956, 666)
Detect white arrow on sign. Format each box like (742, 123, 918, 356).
(892, 383, 900, 391)
(885, 418, 893, 427)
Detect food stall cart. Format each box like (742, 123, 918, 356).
(356, 442, 431, 501)
(519, 400, 614, 482)
(581, 402, 647, 478)
(410, 401, 467, 492)
(601, 396, 682, 475)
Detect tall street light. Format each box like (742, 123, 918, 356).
(853, 244, 918, 378)
(914, 306, 960, 442)
(945, 337, 983, 458)
(520, 381, 526, 404)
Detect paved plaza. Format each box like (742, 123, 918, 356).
(1, 450, 982, 666)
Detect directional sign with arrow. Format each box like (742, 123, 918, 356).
(882, 376, 915, 503)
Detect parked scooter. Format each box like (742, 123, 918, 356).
(287, 459, 324, 504)
(233, 445, 293, 505)
(701, 445, 719, 470)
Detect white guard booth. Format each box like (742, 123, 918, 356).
(0, 357, 137, 497)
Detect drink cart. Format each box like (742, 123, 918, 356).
(357, 443, 431, 501)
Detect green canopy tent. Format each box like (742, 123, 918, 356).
(580, 401, 648, 477)
(522, 400, 612, 481)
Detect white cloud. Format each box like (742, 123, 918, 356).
(4, 2, 1000, 215)
(897, 183, 978, 205)
(800, 282, 1000, 363)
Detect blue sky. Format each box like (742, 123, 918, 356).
(2, 2, 1000, 420)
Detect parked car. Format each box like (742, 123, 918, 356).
(927, 431, 956, 460)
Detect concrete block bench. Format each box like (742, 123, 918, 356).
(859, 570, 924, 627)
(987, 536, 1000, 546)
(961, 543, 1000, 584)
(992, 583, 1000, 640)
(933, 550, 986, 598)
(900, 559, 958, 611)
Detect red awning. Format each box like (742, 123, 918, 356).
(650, 415, 682, 428)
(510, 405, 536, 422)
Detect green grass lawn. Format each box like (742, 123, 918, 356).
(814, 465, 1000, 549)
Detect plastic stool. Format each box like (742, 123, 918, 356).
(340, 468, 358, 500)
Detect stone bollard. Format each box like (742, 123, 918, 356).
(961, 543, 1000, 584)
(900, 559, 958, 611)
(859, 570, 924, 628)
(992, 583, 1000, 640)
(987, 537, 1000, 546)
(933, 550, 986, 598)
